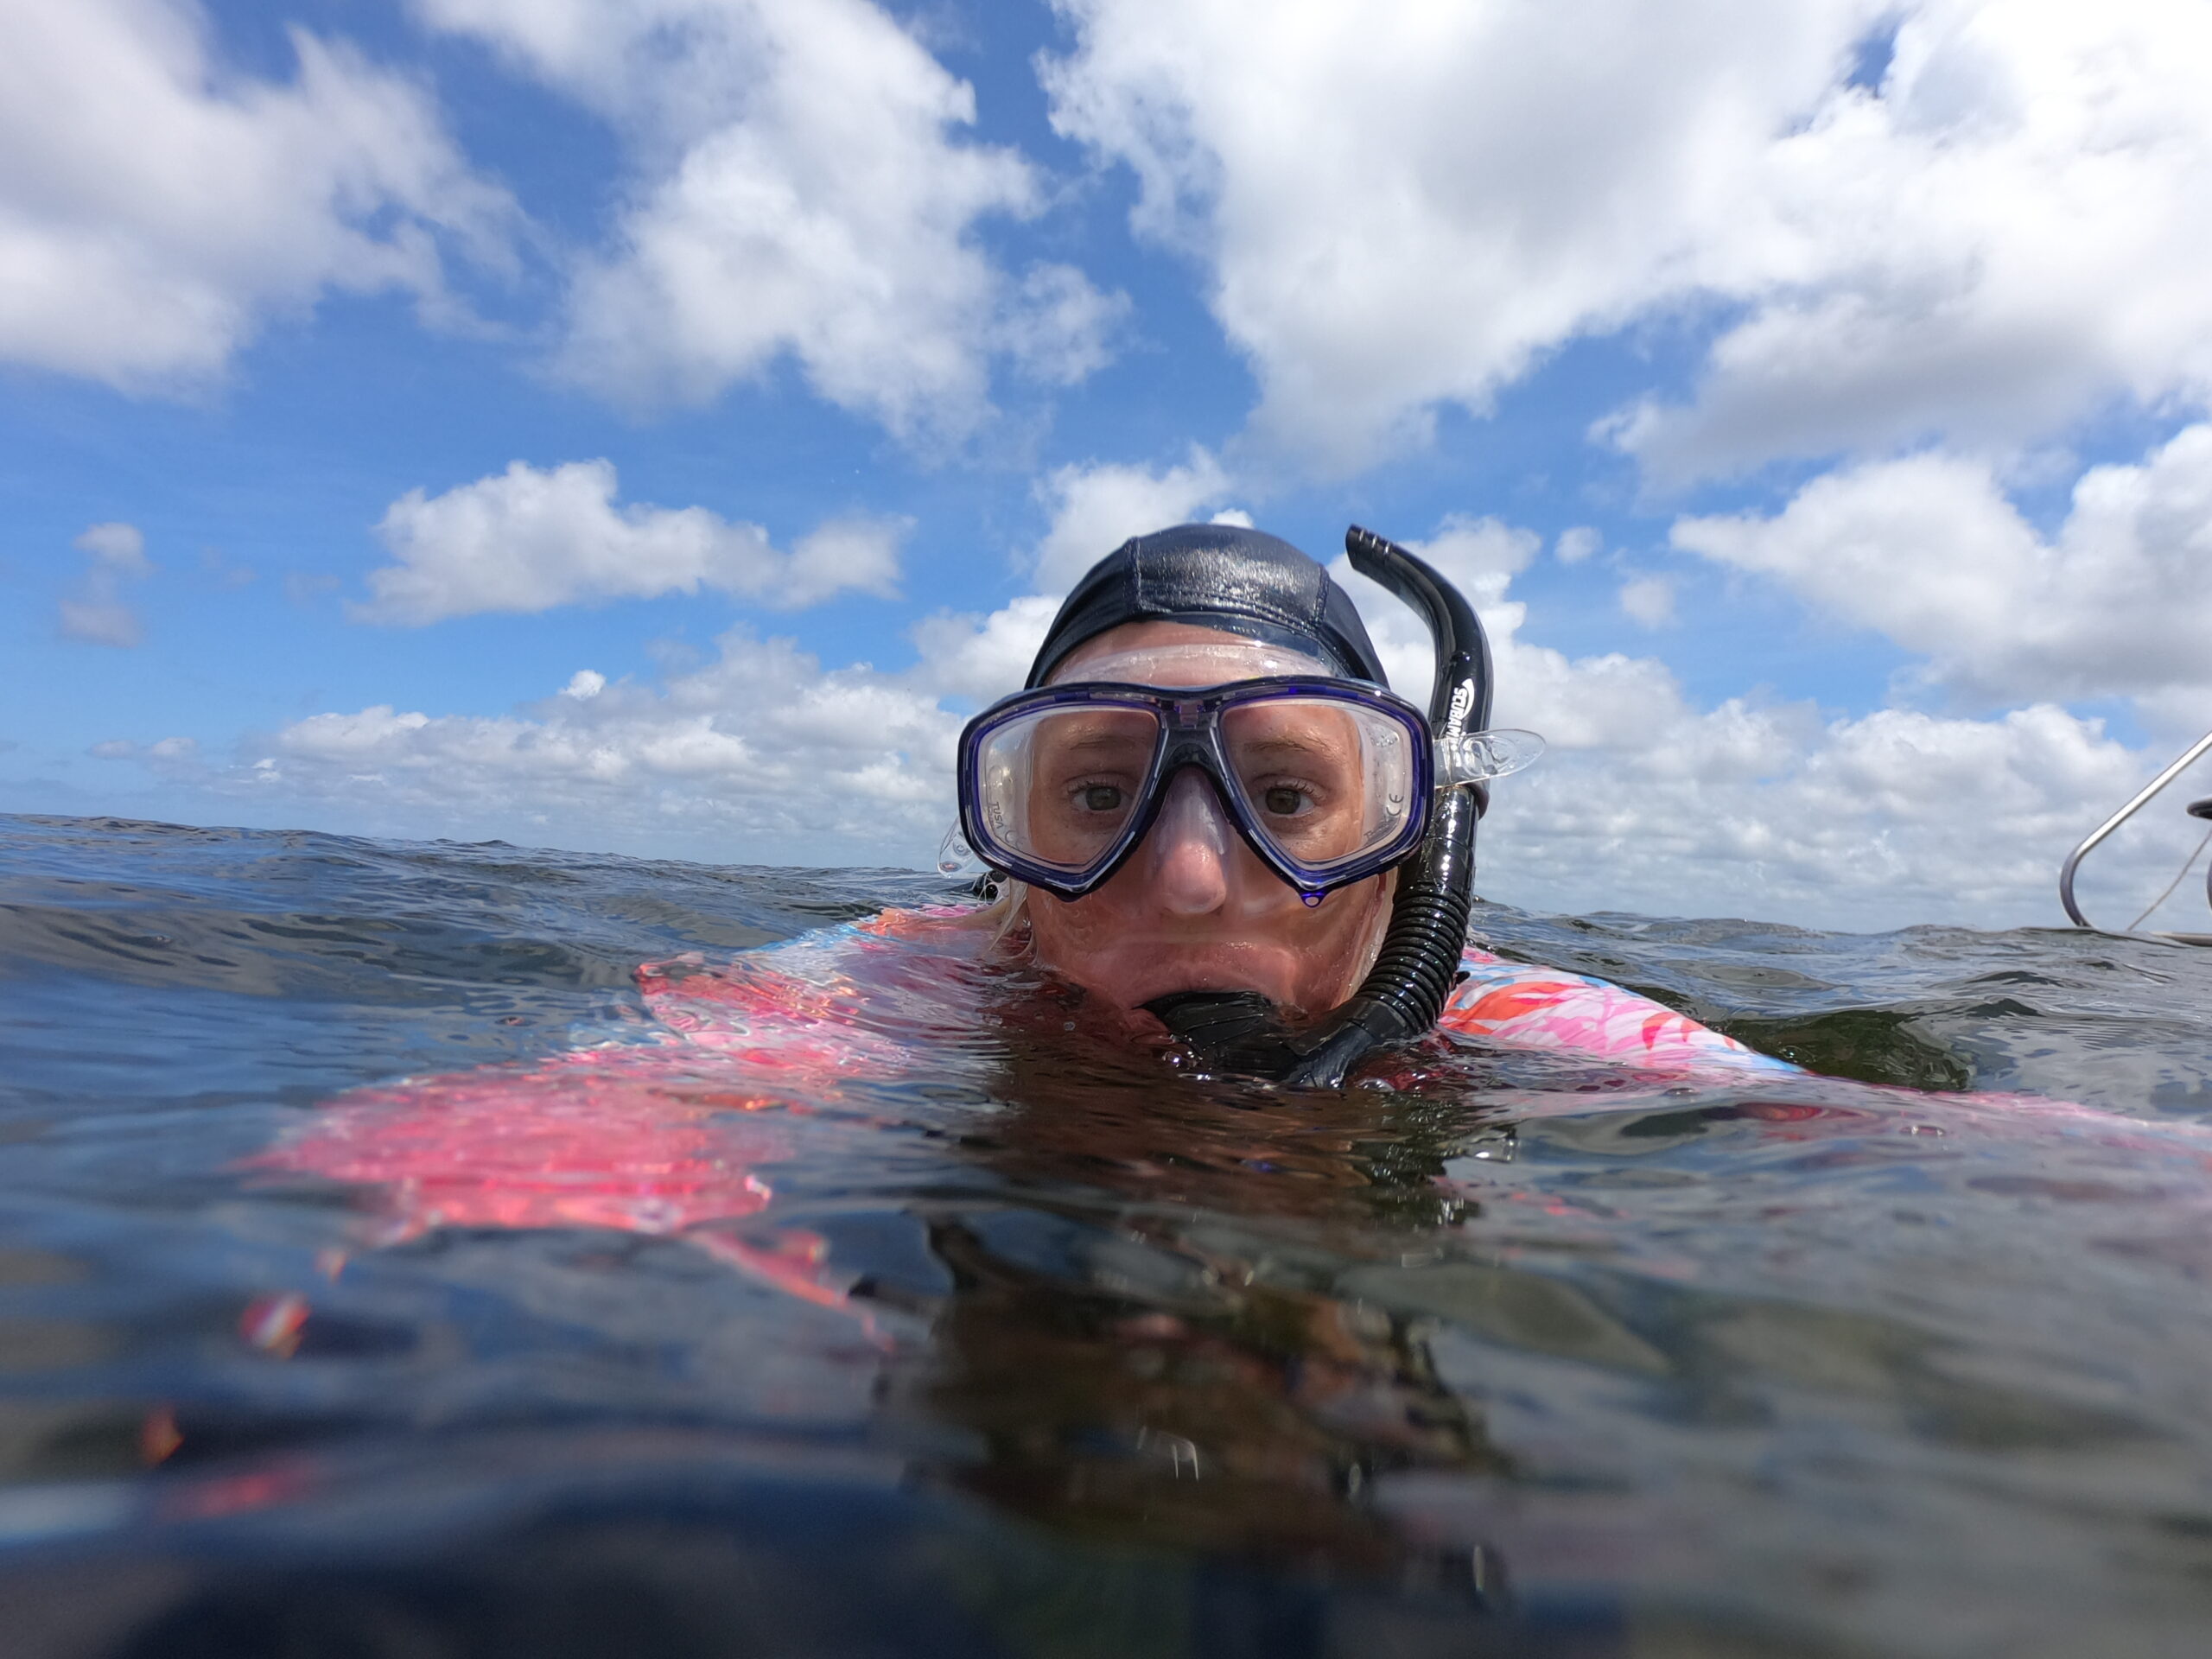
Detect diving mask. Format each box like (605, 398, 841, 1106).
(950, 641, 1540, 904)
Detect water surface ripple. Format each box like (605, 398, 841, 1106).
(5, 813, 2212, 1658)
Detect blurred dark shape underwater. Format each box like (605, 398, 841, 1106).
(5, 812, 2212, 1657)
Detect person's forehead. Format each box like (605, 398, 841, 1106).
(1047, 621, 1326, 687)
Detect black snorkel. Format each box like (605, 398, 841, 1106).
(1147, 525, 1493, 1087)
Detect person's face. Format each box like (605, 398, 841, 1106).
(1020, 622, 1395, 1019)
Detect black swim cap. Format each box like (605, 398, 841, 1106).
(1025, 523, 1389, 688)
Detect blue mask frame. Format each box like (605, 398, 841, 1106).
(957, 676, 1435, 903)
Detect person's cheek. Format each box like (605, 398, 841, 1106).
(1294, 881, 1387, 1007)
(1028, 888, 1119, 969)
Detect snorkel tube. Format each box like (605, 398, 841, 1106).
(1147, 525, 1494, 1087)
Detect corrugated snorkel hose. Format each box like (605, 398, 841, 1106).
(1268, 526, 1494, 1087)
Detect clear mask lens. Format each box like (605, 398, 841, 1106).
(975, 704, 1160, 876)
(1217, 696, 1417, 868)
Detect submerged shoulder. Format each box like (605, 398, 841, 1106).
(1440, 945, 1795, 1073)
(855, 901, 1002, 939)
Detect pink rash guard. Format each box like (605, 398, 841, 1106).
(249, 911, 1794, 1311)
(257, 910, 1788, 1252)
(1440, 945, 1796, 1076)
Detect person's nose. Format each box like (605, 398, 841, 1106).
(1144, 770, 1233, 915)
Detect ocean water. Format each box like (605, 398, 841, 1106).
(5, 812, 2212, 1657)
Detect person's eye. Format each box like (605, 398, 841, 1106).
(1262, 783, 1315, 817)
(1074, 782, 1125, 813)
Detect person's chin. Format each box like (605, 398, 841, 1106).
(1077, 940, 1306, 1012)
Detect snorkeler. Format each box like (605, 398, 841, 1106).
(262, 522, 1787, 1254)
(253, 521, 1784, 1420)
(954, 522, 1785, 1084)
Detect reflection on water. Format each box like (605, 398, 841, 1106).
(6, 813, 2212, 1656)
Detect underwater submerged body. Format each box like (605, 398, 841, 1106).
(8, 817, 2212, 1656)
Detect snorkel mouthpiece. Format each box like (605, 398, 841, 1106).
(1142, 989, 1308, 1076)
(1151, 525, 1496, 1088)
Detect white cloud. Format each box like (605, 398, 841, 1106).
(1554, 527, 1601, 567)
(59, 520, 154, 646)
(89, 734, 199, 769)
(900, 452, 1242, 703)
(357, 459, 904, 624)
(1613, 0, 2212, 480)
(1330, 514, 2171, 929)
(0, 0, 512, 390)
(1487, 698, 2166, 931)
(74, 522, 150, 572)
(57, 598, 143, 652)
(1618, 575, 1677, 629)
(1042, 0, 2212, 479)
(997, 262, 1132, 387)
(784, 516, 907, 606)
(1441, 354, 2209, 934)
(251, 630, 963, 861)
(907, 594, 1065, 705)
(418, 0, 1121, 439)
(1029, 447, 1235, 589)
(1671, 423, 2212, 706)
(898, 448, 1253, 703)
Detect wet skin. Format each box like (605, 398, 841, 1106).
(1021, 622, 1395, 1019)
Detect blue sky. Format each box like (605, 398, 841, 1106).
(5, 0, 2212, 932)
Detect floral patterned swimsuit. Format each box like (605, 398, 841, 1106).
(1440, 945, 1794, 1075)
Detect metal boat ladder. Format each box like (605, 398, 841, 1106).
(2059, 726, 2212, 943)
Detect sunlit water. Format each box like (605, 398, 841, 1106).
(6, 812, 2212, 1658)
